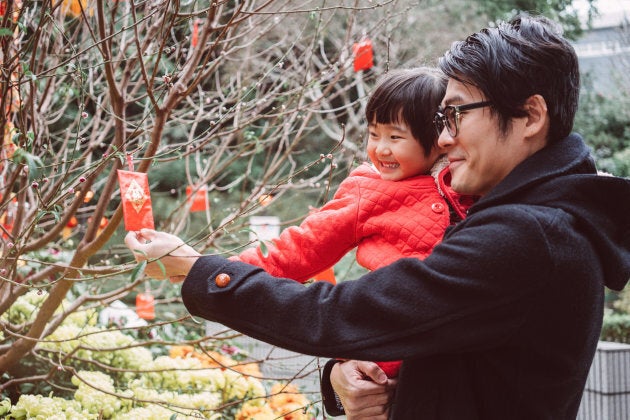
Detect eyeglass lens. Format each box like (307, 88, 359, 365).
(433, 101, 492, 138)
(433, 110, 456, 137)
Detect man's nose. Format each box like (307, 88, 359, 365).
(437, 130, 454, 148)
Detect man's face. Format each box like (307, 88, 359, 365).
(436, 79, 530, 196)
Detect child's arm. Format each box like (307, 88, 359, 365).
(234, 175, 363, 283)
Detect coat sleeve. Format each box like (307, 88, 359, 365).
(233, 176, 362, 283)
(181, 206, 556, 361)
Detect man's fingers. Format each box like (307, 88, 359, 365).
(137, 228, 158, 241)
(124, 232, 148, 259)
(355, 361, 388, 384)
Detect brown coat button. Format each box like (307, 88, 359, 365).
(215, 273, 231, 287)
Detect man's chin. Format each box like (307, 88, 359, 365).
(450, 176, 471, 195)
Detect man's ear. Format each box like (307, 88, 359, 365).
(523, 94, 549, 138)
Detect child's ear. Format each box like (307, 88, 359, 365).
(523, 94, 548, 138)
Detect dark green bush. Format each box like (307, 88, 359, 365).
(601, 313, 630, 344)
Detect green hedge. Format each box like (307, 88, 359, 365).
(600, 313, 630, 344)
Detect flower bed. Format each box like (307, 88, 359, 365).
(0, 291, 316, 419)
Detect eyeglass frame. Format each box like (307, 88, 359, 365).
(433, 100, 493, 138)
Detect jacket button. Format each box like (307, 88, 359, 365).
(215, 273, 231, 287)
(431, 202, 445, 213)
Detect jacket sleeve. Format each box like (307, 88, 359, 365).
(233, 176, 362, 283)
(320, 359, 345, 416)
(181, 206, 556, 361)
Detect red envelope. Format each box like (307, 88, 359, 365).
(136, 291, 155, 320)
(186, 185, 209, 212)
(311, 267, 337, 285)
(353, 38, 374, 72)
(117, 170, 155, 231)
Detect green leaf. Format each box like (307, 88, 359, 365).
(11, 148, 43, 176)
(130, 260, 147, 282)
(259, 241, 269, 257)
(26, 131, 35, 148)
(156, 260, 166, 278)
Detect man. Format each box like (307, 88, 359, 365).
(126, 14, 630, 419)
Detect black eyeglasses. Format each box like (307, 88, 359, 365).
(433, 101, 493, 138)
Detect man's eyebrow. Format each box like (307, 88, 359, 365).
(442, 94, 465, 106)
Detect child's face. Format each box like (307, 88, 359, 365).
(367, 120, 443, 181)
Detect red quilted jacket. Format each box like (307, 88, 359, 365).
(235, 162, 473, 377)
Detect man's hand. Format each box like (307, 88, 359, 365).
(124, 229, 201, 282)
(330, 360, 397, 419)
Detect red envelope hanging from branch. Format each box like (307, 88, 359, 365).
(186, 185, 209, 212)
(136, 291, 155, 320)
(353, 37, 374, 72)
(118, 169, 155, 231)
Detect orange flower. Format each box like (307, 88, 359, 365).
(231, 361, 262, 378)
(275, 402, 310, 420)
(235, 402, 276, 420)
(269, 383, 309, 414)
(168, 345, 262, 377)
(169, 345, 195, 359)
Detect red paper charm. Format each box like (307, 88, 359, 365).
(136, 291, 155, 320)
(117, 169, 155, 231)
(0, 197, 17, 239)
(97, 216, 109, 236)
(353, 37, 374, 72)
(62, 216, 78, 240)
(191, 19, 199, 48)
(311, 267, 337, 285)
(186, 185, 208, 212)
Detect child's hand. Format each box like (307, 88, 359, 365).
(124, 229, 201, 282)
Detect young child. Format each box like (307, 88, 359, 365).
(232, 67, 475, 378)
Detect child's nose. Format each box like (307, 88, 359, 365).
(376, 142, 391, 154)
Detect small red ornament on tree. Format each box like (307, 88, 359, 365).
(62, 216, 78, 240)
(352, 37, 374, 72)
(191, 19, 200, 48)
(136, 291, 155, 320)
(118, 155, 155, 231)
(186, 184, 209, 212)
